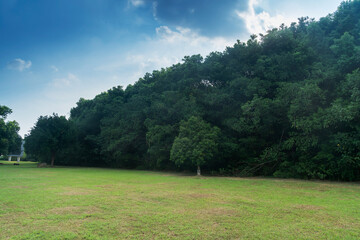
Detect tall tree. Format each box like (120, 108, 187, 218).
(25, 114, 72, 166)
(170, 116, 220, 175)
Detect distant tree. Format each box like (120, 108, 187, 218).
(0, 105, 12, 117)
(25, 114, 72, 167)
(170, 116, 220, 175)
(0, 105, 12, 154)
(6, 121, 22, 154)
(0, 105, 21, 155)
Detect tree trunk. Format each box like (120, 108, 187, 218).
(51, 152, 55, 167)
(197, 165, 201, 176)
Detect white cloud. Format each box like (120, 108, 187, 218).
(154, 26, 233, 55)
(129, 0, 145, 7)
(7, 58, 32, 72)
(95, 26, 234, 85)
(237, 0, 292, 34)
(50, 73, 79, 89)
(50, 65, 59, 72)
(152, 1, 158, 20)
(130, 26, 234, 81)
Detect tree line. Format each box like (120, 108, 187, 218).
(25, 1, 360, 180)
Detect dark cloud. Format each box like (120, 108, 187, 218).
(151, 0, 248, 37)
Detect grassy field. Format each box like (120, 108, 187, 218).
(0, 161, 360, 239)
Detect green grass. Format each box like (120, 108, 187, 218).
(1, 160, 360, 239)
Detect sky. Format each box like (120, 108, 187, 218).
(0, 0, 344, 137)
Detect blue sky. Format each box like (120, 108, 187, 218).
(0, 0, 343, 137)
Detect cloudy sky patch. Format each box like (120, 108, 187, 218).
(7, 58, 32, 72)
(129, 0, 145, 7)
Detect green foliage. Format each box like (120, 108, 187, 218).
(145, 121, 176, 169)
(24, 114, 72, 166)
(170, 116, 220, 172)
(0, 105, 22, 155)
(0, 105, 12, 117)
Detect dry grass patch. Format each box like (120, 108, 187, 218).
(187, 193, 215, 199)
(59, 187, 96, 196)
(49, 206, 100, 215)
(198, 207, 237, 217)
(95, 184, 116, 189)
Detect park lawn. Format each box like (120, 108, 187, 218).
(0, 161, 359, 240)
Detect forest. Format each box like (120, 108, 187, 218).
(24, 1, 360, 181)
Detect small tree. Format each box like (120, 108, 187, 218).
(170, 116, 220, 175)
(25, 114, 72, 167)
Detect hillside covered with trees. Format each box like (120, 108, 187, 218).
(26, 1, 360, 180)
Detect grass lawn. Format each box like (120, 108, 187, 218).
(0, 161, 360, 239)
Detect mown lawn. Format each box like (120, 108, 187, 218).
(0, 161, 359, 239)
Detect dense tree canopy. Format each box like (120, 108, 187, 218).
(24, 114, 72, 166)
(26, 1, 360, 180)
